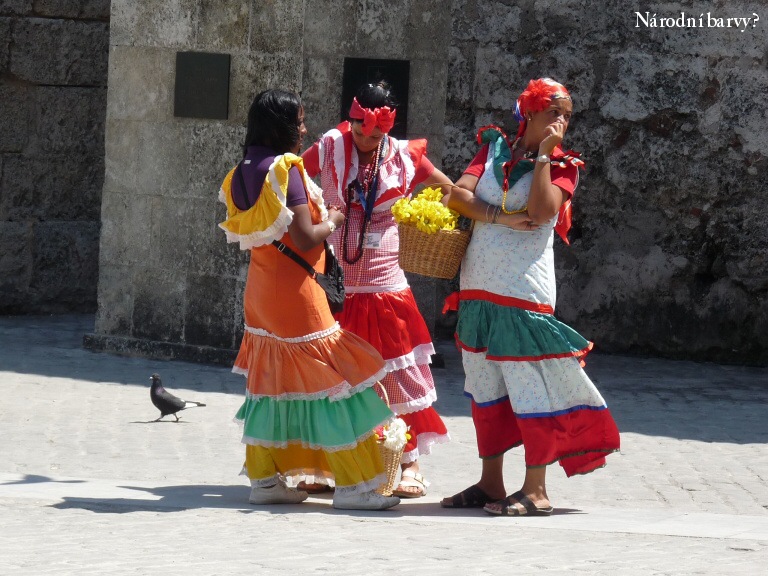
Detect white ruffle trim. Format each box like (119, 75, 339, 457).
(345, 282, 409, 294)
(388, 388, 438, 415)
(239, 366, 388, 402)
(400, 431, 451, 463)
(244, 322, 340, 342)
(383, 343, 435, 372)
(218, 208, 293, 251)
(241, 429, 380, 453)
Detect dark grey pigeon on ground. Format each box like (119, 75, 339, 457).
(149, 373, 206, 421)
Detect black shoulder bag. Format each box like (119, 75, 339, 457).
(272, 240, 345, 314)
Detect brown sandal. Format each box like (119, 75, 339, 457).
(440, 485, 494, 508)
(484, 490, 553, 516)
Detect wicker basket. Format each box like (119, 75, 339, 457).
(398, 223, 472, 280)
(374, 383, 407, 496)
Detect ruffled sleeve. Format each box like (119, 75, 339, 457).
(218, 153, 324, 250)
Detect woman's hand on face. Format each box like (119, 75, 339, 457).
(539, 119, 567, 155)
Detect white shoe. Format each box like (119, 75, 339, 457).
(249, 480, 309, 505)
(333, 490, 400, 510)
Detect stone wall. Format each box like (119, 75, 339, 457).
(0, 1, 109, 313)
(74, 0, 768, 365)
(441, 0, 768, 364)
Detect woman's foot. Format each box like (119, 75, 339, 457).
(483, 490, 553, 516)
(333, 490, 400, 510)
(249, 479, 308, 505)
(440, 484, 505, 508)
(393, 468, 430, 498)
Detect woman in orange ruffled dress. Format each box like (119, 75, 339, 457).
(218, 89, 399, 510)
(302, 82, 452, 498)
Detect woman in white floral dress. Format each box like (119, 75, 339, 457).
(440, 78, 620, 516)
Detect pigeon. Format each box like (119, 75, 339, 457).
(149, 373, 206, 422)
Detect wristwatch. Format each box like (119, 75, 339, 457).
(327, 220, 336, 233)
(535, 154, 551, 163)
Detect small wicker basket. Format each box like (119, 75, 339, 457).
(374, 383, 407, 496)
(398, 223, 472, 280)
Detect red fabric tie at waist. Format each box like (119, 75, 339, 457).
(442, 290, 554, 315)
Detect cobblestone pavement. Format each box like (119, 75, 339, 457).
(1, 315, 767, 575)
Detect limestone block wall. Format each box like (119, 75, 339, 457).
(442, 0, 768, 364)
(88, 1, 307, 360)
(0, 1, 109, 313)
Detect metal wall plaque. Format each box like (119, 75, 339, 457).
(174, 51, 230, 120)
(341, 58, 410, 139)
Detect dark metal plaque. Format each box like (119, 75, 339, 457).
(174, 52, 230, 120)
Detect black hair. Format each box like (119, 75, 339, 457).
(353, 81, 398, 112)
(242, 89, 302, 155)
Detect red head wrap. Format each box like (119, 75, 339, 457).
(514, 78, 571, 138)
(348, 97, 396, 136)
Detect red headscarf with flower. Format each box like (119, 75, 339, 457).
(513, 78, 571, 138)
(348, 97, 397, 136)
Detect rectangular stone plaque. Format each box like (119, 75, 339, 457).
(174, 52, 230, 120)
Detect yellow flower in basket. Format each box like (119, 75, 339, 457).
(391, 187, 459, 234)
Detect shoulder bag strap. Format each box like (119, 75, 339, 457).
(272, 240, 320, 279)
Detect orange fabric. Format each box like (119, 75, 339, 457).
(243, 204, 334, 339)
(234, 328, 386, 397)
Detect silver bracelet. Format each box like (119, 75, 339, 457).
(491, 206, 501, 224)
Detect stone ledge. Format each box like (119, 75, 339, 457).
(82, 333, 237, 366)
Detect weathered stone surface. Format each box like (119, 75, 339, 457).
(110, 0, 196, 48)
(185, 122, 243, 200)
(249, 0, 304, 54)
(106, 46, 174, 122)
(10, 18, 108, 85)
(184, 273, 238, 349)
(353, 0, 408, 58)
(93, 264, 134, 337)
(131, 266, 185, 343)
(303, 0, 357, 57)
(0, 1, 31, 16)
(0, 154, 102, 221)
(148, 195, 191, 272)
(97, 182, 152, 266)
(0, 221, 32, 311)
(185, 196, 246, 281)
(196, 0, 248, 50)
(301, 56, 344, 139)
(28, 221, 100, 312)
(32, 0, 110, 19)
(0, 82, 28, 153)
(0, 17, 11, 69)
(34, 86, 107, 154)
(228, 51, 303, 122)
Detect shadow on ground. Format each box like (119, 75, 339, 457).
(2, 314, 767, 444)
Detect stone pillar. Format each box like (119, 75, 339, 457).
(86, 0, 305, 362)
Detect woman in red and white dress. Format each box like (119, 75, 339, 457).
(303, 81, 451, 498)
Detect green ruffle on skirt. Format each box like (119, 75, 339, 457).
(235, 386, 392, 450)
(456, 299, 590, 359)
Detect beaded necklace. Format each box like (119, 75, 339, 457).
(342, 138, 386, 264)
(501, 137, 536, 215)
